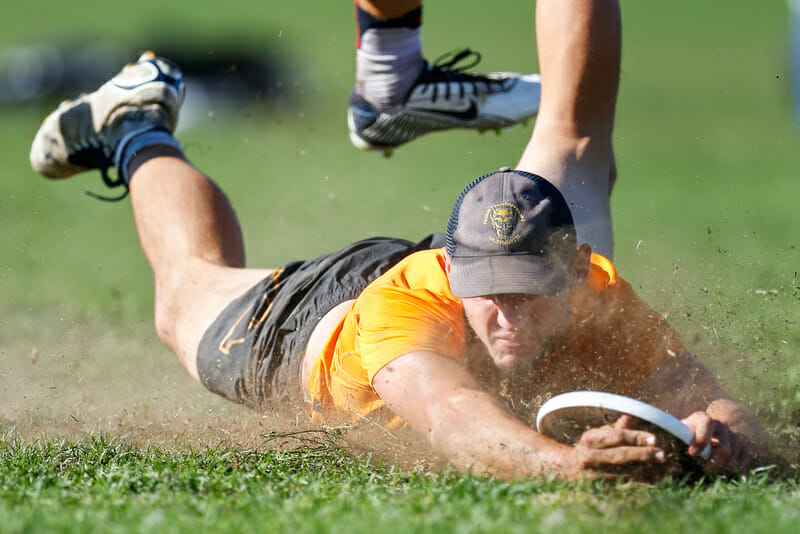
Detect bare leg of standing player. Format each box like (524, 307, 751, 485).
(516, 0, 620, 259)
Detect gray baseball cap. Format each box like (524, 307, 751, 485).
(445, 169, 577, 298)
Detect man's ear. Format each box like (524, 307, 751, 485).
(571, 244, 592, 290)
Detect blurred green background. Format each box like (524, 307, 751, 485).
(1, 1, 798, 451)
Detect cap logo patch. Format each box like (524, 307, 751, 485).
(485, 202, 525, 245)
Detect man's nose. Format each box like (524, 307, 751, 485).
(494, 298, 526, 327)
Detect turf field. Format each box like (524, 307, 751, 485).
(1, 0, 800, 531)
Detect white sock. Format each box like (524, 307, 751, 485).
(356, 28, 424, 112)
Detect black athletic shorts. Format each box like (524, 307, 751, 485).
(196, 233, 445, 411)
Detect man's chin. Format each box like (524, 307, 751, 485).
(492, 350, 545, 376)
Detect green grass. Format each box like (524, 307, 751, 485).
(2, 0, 800, 530)
(2, 435, 800, 534)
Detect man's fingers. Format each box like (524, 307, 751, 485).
(683, 411, 715, 456)
(577, 444, 666, 469)
(574, 418, 681, 482)
(682, 411, 754, 475)
(575, 445, 681, 484)
(579, 424, 658, 449)
(613, 414, 634, 429)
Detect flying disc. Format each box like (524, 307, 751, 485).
(536, 391, 711, 460)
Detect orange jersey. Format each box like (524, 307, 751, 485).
(307, 249, 685, 424)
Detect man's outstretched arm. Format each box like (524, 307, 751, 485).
(635, 353, 771, 474)
(373, 350, 671, 481)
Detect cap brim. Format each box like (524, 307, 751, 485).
(448, 254, 571, 298)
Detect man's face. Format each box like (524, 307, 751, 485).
(445, 243, 591, 375)
(461, 290, 571, 374)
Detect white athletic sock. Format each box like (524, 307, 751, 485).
(356, 28, 425, 112)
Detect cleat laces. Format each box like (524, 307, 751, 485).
(413, 48, 507, 103)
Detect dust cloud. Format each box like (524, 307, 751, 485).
(0, 303, 439, 471)
(1, 294, 796, 473)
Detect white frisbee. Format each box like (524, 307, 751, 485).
(536, 391, 711, 460)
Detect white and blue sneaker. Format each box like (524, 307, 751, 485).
(348, 48, 541, 156)
(30, 51, 184, 186)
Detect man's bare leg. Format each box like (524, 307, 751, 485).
(29, 54, 276, 382)
(516, 0, 621, 259)
(126, 148, 273, 380)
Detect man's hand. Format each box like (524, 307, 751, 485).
(635, 354, 770, 475)
(573, 415, 680, 482)
(682, 411, 752, 475)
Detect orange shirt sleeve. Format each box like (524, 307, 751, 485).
(308, 249, 466, 419)
(354, 285, 465, 382)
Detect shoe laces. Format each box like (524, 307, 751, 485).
(82, 158, 128, 201)
(415, 48, 507, 102)
(86, 166, 129, 202)
(61, 129, 129, 201)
